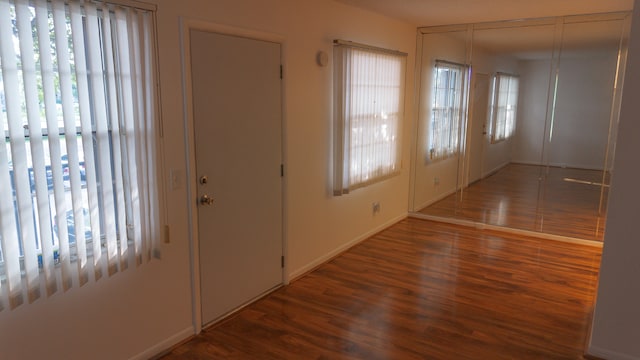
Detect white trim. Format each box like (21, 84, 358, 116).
(178, 16, 202, 336)
(510, 160, 606, 172)
(128, 326, 194, 360)
(481, 161, 509, 180)
(409, 213, 603, 247)
(180, 17, 287, 335)
(287, 213, 408, 281)
(587, 345, 640, 360)
(412, 187, 458, 212)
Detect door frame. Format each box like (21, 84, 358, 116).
(466, 72, 489, 185)
(180, 19, 288, 335)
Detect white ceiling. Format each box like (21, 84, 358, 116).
(334, 0, 634, 27)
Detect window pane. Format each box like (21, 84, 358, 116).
(333, 44, 406, 194)
(429, 62, 467, 161)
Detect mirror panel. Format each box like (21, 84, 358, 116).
(411, 28, 470, 213)
(537, 18, 626, 239)
(411, 14, 630, 242)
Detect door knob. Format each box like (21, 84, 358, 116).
(200, 194, 214, 206)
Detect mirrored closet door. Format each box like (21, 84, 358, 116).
(409, 13, 630, 242)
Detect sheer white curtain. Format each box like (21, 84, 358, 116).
(333, 42, 406, 195)
(490, 73, 519, 143)
(0, 0, 160, 311)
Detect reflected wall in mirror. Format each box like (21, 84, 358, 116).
(409, 13, 630, 242)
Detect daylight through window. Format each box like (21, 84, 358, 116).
(429, 60, 468, 162)
(489, 73, 519, 143)
(333, 41, 406, 195)
(0, 0, 160, 311)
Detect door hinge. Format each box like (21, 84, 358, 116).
(280, 164, 284, 177)
(280, 65, 283, 79)
(281, 256, 285, 268)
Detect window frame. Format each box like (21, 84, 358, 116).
(489, 72, 520, 144)
(428, 60, 469, 162)
(333, 40, 407, 195)
(0, 0, 162, 310)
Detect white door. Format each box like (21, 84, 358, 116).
(190, 30, 283, 325)
(468, 73, 489, 183)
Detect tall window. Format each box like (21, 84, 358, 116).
(429, 60, 468, 161)
(333, 41, 406, 195)
(0, 0, 160, 311)
(489, 73, 519, 143)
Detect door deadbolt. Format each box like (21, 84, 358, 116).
(200, 194, 214, 206)
(199, 175, 208, 185)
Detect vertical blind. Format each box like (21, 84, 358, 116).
(0, 0, 160, 311)
(333, 41, 406, 195)
(429, 60, 468, 161)
(490, 73, 519, 143)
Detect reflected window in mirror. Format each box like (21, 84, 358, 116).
(429, 60, 469, 161)
(489, 73, 519, 143)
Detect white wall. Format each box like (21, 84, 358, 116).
(551, 54, 618, 169)
(0, 1, 416, 359)
(513, 51, 619, 170)
(512, 59, 549, 165)
(589, 1, 640, 358)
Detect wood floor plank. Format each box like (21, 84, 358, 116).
(418, 164, 608, 241)
(161, 219, 601, 359)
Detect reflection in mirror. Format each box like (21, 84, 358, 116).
(411, 14, 630, 243)
(410, 27, 471, 214)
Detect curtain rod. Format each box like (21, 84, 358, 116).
(496, 71, 519, 78)
(90, 0, 157, 12)
(333, 39, 407, 57)
(435, 59, 468, 68)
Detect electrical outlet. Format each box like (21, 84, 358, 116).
(372, 201, 381, 214)
(434, 177, 440, 186)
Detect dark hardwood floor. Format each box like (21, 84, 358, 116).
(419, 164, 608, 241)
(161, 218, 601, 359)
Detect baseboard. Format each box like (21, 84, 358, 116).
(481, 162, 509, 179)
(587, 345, 640, 360)
(511, 161, 605, 172)
(131, 326, 194, 360)
(287, 213, 408, 281)
(409, 213, 603, 248)
(413, 188, 457, 212)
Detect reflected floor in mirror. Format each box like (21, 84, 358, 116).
(418, 163, 608, 241)
(161, 219, 601, 359)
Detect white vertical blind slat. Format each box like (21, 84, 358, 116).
(68, 1, 92, 285)
(116, 7, 141, 265)
(0, 1, 24, 310)
(6, 0, 41, 304)
(35, 0, 65, 297)
(85, 2, 114, 281)
(51, 0, 74, 290)
(136, 10, 152, 262)
(114, 7, 133, 268)
(100, 4, 124, 275)
(127, 9, 144, 265)
(17, 0, 58, 297)
(142, 11, 160, 259)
